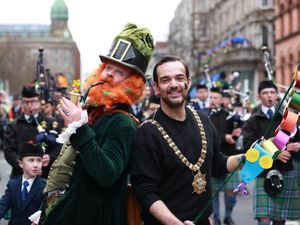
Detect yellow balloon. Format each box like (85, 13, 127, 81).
(245, 148, 260, 162)
(259, 155, 273, 169)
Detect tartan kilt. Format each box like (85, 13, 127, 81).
(211, 170, 241, 193)
(253, 159, 300, 221)
(296, 159, 300, 187)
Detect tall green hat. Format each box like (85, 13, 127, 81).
(99, 23, 154, 80)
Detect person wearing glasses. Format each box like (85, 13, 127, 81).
(3, 84, 60, 178)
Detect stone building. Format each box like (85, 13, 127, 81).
(146, 41, 169, 79)
(169, 0, 275, 98)
(0, 0, 80, 95)
(275, 0, 300, 87)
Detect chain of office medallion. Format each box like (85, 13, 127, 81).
(145, 108, 207, 173)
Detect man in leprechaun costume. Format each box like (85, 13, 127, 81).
(40, 23, 154, 225)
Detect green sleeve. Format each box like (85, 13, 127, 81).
(70, 115, 135, 186)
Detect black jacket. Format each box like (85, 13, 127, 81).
(3, 113, 61, 178)
(0, 176, 45, 225)
(242, 107, 298, 176)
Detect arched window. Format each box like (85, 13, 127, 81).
(280, 4, 284, 37)
(289, 53, 294, 83)
(289, 3, 293, 33)
(281, 56, 285, 81)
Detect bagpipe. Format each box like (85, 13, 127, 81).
(192, 47, 298, 224)
(234, 64, 300, 196)
(223, 88, 251, 122)
(33, 48, 63, 153)
(262, 46, 274, 81)
(35, 48, 48, 106)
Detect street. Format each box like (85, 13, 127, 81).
(0, 151, 298, 225)
(0, 151, 10, 225)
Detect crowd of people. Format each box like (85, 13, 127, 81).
(0, 22, 298, 225)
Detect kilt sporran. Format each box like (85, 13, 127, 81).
(264, 169, 284, 197)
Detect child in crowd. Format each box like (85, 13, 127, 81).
(0, 140, 45, 225)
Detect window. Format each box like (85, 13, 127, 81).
(289, 53, 294, 76)
(262, 26, 268, 46)
(281, 56, 285, 80)
(262, 0, 268, 6)
(201, 24, 207, 38)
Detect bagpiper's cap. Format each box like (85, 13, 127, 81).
(99, 23, 154, 80)
(19, 140, 44, 159)
(258, 80, 277, 93)
(22, 85, 39, 98)
(196, 84, 208, 90)
(210, 87, 222, 94)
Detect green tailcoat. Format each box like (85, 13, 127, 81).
(43, 112, 136, 225)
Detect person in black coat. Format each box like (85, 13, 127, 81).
(0, 141, 46, 225)
(208, 87, 240, 225)
(190, 84, 210, 116)
(130, 56, 244, 225)
(3, 85, 61, 178)
(243, 80, 300, 225)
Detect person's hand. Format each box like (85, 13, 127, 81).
(225, 134, 235, 144)
(42, 154, 50, 167)
(277, 150, 291, 163)
(183, 221, 195, 225)
(232, 127, 242, 137)
(286, 142, 300, 152)
(56, 97, 82, 126)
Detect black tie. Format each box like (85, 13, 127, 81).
(28, 115, 34, 124)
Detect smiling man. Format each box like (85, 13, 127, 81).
(130, 55, 244, 225)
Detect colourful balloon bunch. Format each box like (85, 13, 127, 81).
(234, 69, 300, 195)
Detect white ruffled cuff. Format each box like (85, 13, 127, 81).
(56, 110, 88, 144)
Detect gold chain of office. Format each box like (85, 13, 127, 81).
(143, 108, 207, 194)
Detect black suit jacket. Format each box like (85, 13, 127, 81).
(3, 113, 61, 178)
(0, 176, 45, 225)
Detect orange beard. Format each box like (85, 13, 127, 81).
(83, 63, 145, 124)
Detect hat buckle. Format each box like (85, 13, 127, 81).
(110, 39, 132, 62)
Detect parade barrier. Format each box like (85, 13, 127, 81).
(194, 64, 300, 224)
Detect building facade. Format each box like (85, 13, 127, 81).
(275, 0, 300, 87)
(168, 0, 275, 98)
(0, 0, 80, 95)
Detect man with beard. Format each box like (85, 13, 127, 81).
(130, 55, 244, 225)
(38, 23, 154, 225)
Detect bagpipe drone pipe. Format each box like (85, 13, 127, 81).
(33, 48, 63, 153)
